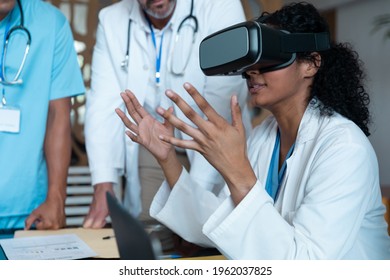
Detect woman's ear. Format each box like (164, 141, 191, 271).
(304, 52, 321, 78)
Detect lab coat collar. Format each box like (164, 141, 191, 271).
(254, 99, 323, 148)
(128, 1, 149, 32)
(295, 98, 324, 145)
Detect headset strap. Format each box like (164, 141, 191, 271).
(281, 32, 330, 52)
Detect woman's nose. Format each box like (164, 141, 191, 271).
(242, 69, 260, 79)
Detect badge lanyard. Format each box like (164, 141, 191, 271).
(147, 18, 164, 86)
(265, 129, 295, 201)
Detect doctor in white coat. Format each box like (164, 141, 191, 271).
(84, 0, 251, 228)
(116, 2, 390, 259)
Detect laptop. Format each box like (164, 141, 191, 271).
(106, 192, 162, 260)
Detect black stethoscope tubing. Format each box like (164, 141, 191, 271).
(1, 0, 31, 86)
(6, 0, 31, 46)
(176, 0, 198, 34)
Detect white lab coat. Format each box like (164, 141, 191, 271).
(85, 0, 251, 216)
(151, 101, 390, 259)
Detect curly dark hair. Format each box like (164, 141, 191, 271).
(260, 2, 371, 136)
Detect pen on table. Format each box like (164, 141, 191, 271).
(160, 253, 182, 259)
(102, 235, 115, 240)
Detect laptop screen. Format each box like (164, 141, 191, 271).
(106, 192, 162, 260)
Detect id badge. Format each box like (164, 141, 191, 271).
(0, 106, 21, 133)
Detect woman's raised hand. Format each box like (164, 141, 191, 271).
(157, 83, 256, 203)
(115, 89, 175, 163)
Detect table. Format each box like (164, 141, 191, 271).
(4, 228, 225, 260)
(14, 227, 119, 259)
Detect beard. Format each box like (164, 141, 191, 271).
(140, 0, 176, 20)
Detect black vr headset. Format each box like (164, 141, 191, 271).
(199, 19, 330, 76)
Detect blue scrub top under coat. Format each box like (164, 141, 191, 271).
(265, 129, 295, 202)
(0, 0, 85, 229)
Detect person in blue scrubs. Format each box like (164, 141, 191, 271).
(0, 0, 85, 235)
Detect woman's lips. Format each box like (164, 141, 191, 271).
(248, 83, 266, 94)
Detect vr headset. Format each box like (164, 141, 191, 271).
(199, 19, 330, 76)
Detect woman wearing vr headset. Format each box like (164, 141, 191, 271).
(116, 2, 390, 259)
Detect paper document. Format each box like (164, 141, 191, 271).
(0, 234, 97, 260)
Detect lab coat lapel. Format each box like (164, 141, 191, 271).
(126, 7, 151, 106)
(249, 120, 278, 190)
(276, 103, 322, 215)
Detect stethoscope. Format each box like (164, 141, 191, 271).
(0, 0, 31, 86)
(121, 0, 198, 76)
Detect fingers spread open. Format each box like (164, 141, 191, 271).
(159, 134, 201, 152)
(115, 108, 139, 136)
(183, 82, 224, 124)
(157, 105, 202, 141)
(121, 90, 148, 125)
(165, 89, 205, 125)
(125, 130, 139, 144)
